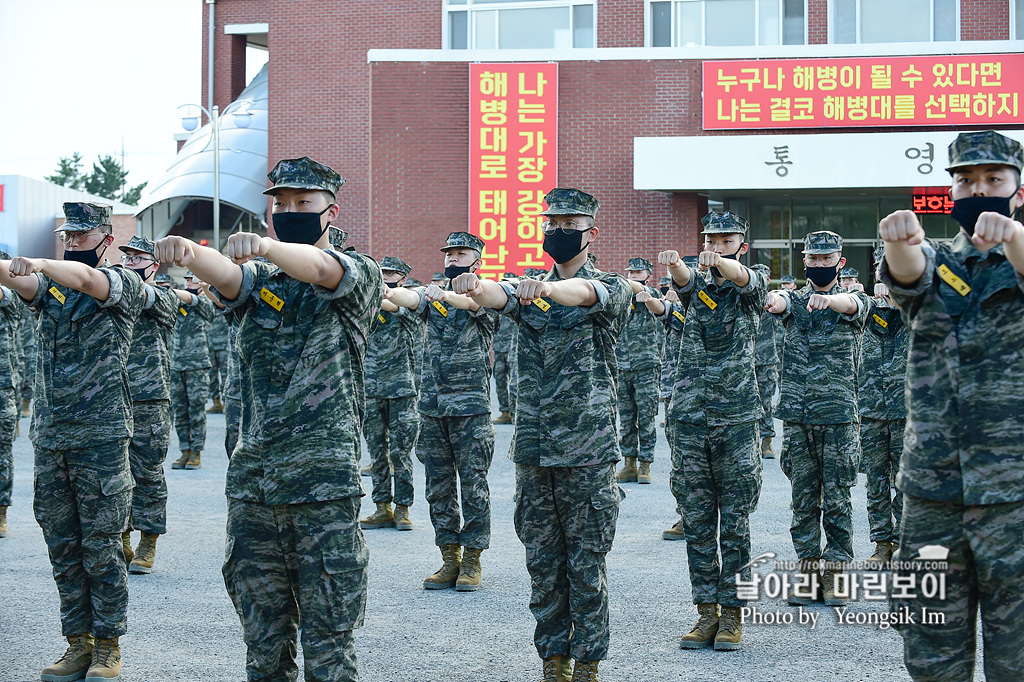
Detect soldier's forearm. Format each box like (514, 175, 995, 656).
(37, 260, 111, 301)
(547, 279, 598, 308)
(263, 241, 344, 291)
(185, 246, 244, 300)
(828, 293, 860, 316)
(388, 286, 421, 309)
(643, 298, 666, 315)
(882, 242, 927, 286)
(473, 279, 510, 310)
(444, 291, 481, 311)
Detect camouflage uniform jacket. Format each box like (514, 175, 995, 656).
(669, 266, 769, 426)
(416, 287, 498, 418)
(493, 314, 516, 353)
(755, 309, 780, 367)
(497, 261, 631, 467)
(882, 234, 1024, 505)
(27, 266, 144, 448)
(364, 304, 421, 400)
(773, 283, 870, 425)
(215, 251, 384, 504)
(614, 285, 663, 372)
(170, 291, 214, 371)
(857, 299, 908, 422)
(208, 313, 229, 352)
(126, 284, 178, 403)
(0, 287, 22, 388)
(658, 302, 686, 399)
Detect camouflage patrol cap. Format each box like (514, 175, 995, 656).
(780, 274, 796, 283)
(524, 267, 547, 277)
(406, 277, 423, 287)
(440, 231, 485, 254)
(379, 256, 412, 275)
(502, 272, 519, 280)
(840, 267, 859, 279)
(329, 226, 348, 249)
(659, 276, 671, 286)
(431, 271, 447, 281)
(263, 157, 345, 197)
(0, 250, 10, 260)
(627, 257, 653, 271)
(184, 271, 200, 281)
(872, 246, 885, 265)
(58, 202, 113, 233)
(752, 263, 771, 276)
(682, 256, 699, 268)
(118, 235, 156, 256)
(945, 130, 1024, 174)
(154, 273, 173, 285)
(700, 210, 749, 236)
(802, 230, 843, 255)
(539, 188, 600, 217)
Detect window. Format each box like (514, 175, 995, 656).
(446, 0, 594, 49)
(649, 0, 806, 47)
(1015, 0, 1024, 39)
(831, 0, 958, 43)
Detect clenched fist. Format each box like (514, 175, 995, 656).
(807, 293, 832, 312)
(874, 282, 889, 298)
(664, 289, 680, 303)
(879, 210, 925, 246)
(8, 257, 43, 277)
(765, 291, 786, 314)
(636, 290, 653, 303)
(972, 212, 1024, 248)
(227, 233, 271, 265)
(698, 251, 720, 271)
(451, 272, 483, 297)
(658, 250, 682, 268)
(153, 236, 196, 267)
(515, 278, 553, 305)
(424, 284, 448, 303)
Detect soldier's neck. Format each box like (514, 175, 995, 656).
(553, 250, 588, 279)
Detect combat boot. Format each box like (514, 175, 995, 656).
(788, 558, 819, 605)
(570, 660, 599, 682)
(662, 517, 686, 541)
(185, 450, 202, 470)
(360, 502, 395, 529)
(41, 634, 94, 682)
(129, 533, 158, 574)
(206, 398, 224, 414)
(492, 410, 512, 424)
(360, 464, 371, 477)
(679, 603, 719, 649)
(170, 450, 190, 470)
(822, 565, 847, 606)
(714, 606, 743, 650)
(85, 637, 121, 681)
(20, 397, 30, 417)
(868, 541, 894, 565)
(393, 504, 413, 531)
(615, 457, 638, 483)
(121, 531, 134, 565)
(541, 655, 572, 682)
(761, 437, 775, 458)
(456, 547, 482, 591)
(0, 505, 8, 538)
(423, 544, 461, 590)
(637, 461, 652, 484)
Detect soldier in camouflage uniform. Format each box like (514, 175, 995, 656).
(168, 272, 214, 469)
(18, 301, 36, 417)
(0, 249, 22, 539)
(857, 247, 908, 567)
(880, 130, 1024, 682)
(658, 211, 767, 651)
(155, 157, 381, 682)
(206, 311, 229, 413)
(119, 236, 179, 575)
(453, 187, 630, 682)
(359, 256, 421, 532)
(613, 257, 663, 486)
(765, 230, 869, 607)
(0, 202, 143, 681)
(779, 274, 798, 290)
(387, 232, 497, 592)
(491, 272, 517, 425)
(753, 264, 780, 459)
(655, 265, 690, 541)
(839, 266, 863, 291)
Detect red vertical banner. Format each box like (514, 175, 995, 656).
(470, 63, 558, 279)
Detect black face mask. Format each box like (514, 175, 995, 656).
(63, 241, 107, 269)
(950, 194, 1016, 237)
(273, 206, 331, 245)
(543, 228, 591, 264)
(659, 286, 670, 295)
(444, 264, 472, 280)
(385, 281, 401, 289)
(805, 264, 840, 288)
(710, 246, 744, 279)
(131, 264, 155, 282)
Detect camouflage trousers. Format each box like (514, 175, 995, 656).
(780, 422, 858, 563)
(861, 417, 904, 543)
(223, 496, 367, 682)
(513, 462, 623, 662)
(0, 387, 17, 506)
(171, 368, 209, 452)
(224, 396, 241, 459)
(675, 420, 762, 607)
(894, 496, 1024, 682)
(128, 400, 172, 534)
(364, 395, 419, 507)
(417, 414, 494, 549)
(755, 363, 778, 439)
(33, 439, 133, 639)
(493, 351, 510, 414)
(665, 401, 683, 516)
(208, 349, 228, 401)
(20, 347, 35, 402)
(617, 367, 660, 462)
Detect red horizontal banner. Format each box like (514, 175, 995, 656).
(703, 54, 1023, 130)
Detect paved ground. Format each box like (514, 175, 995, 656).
(0, 402, 982, 681)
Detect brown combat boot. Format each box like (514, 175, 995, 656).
(170, 450, 190, 470)
(121, 531, 134, 565)
(868, 541, 894, 565)
(761, 437, 775, 458)
(20, 397, 30, 417)
(541, 656, 572, 682)
(456, 548, 483, 591)
(637, 460, 652, 484)
(662, 517, 685, 541)
(85, 637, 121, 681)
(360, 502, 395, 529)
(492, 410, 512, 424)
(394, 504, 413, 531)
(360, 464, 371, 477)
(714, 606, 743, 651)
(424, 544, 462, 589)
(615, 457, 638, 483)
(185, 450, 202, 470)
(789, 558, 820, 606)
(570, 659, 599, 682)
(41, 634, 94, 682)
(0, 505, 8, 538)
(822, 565, 847, 606)
(206, 398, 224, 414)
(679, 603, 719, 649)
(129, 533, 158, 574)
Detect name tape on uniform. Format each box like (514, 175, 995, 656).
(49, 286, 65, 305)
(179, 307, 188, 317)
(532, 298, 551, 312)
(872, 313, 888, 328)
(697, 290, 718, 310)
(432, 300, 448, 317)
(937, 265, 971, 296)
(672, 310, 685, 323)
(260, 287, 285, 311)
(377, 313, 386, 324)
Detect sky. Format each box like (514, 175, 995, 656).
(0, 0, 266, 202)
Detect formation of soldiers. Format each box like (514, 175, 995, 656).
(0, 129, 1021, 682)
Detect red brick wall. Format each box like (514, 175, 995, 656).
(808, 0, 829, 44)
(597, 0, 644, 47)
(201, 0, 267, 118)
(961, 0, 1011, 40)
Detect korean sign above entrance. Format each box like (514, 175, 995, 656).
(469, 63, 558, 279)
(703, 54, 1023, 130)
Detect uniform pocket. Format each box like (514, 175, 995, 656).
(318, 542, 369, 631)
(582, 484, 622, 553)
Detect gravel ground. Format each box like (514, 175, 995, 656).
(0, 401, 983, 681)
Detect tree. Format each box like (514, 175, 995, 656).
(45, 153, 85, 191)
(47, 153, 148, 206)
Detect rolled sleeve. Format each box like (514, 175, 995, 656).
(497, 281, 519, 318)
(95, 267, 125, 309)
(312, 250, 361, 300)
(673, 266, 697, 295)
(24, 275, 46, 308)
(880, 242, 937, 307)
(0, 285, 15, 309)
(771, 291, 794, 321)
(215, 262, 258, 310)
(838, 292, 867, 323)
(141, 284, 157, 311)
(581, 280, 610, 315)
